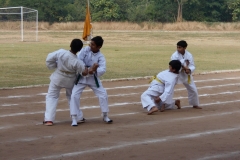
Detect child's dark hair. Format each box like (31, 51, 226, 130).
(70, 39, 83, 53)
(177, 40, 188, 48)
(91, 36, 104, 47)
(169, 60, 182, 73)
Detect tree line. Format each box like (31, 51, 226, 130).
(0, 0, 240, 23)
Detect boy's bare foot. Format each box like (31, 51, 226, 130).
(175, 99, 181, 109)
(160, 104, 165, 112)
(193, 106, 202, 109)
(147, 107, 158, 115)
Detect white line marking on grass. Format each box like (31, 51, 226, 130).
(197, 151, 240, 160)
(32, 126, 240, 160)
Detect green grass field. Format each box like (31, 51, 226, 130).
(0, 31, 240, 88)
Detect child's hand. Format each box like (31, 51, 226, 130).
(154, 97, 161, 103)
(92, 63, 99, 71)
(82, 67, 88, 76)
(88, 63, 99, 74)
(185, 60, 189, 66)
(185, 68, 191, 74)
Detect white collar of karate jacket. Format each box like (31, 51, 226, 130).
(176, 50, 190, 59)
(68, 50, 77, 57)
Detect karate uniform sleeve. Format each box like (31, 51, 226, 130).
(46, 49, 60, 70)
(77, 47, 87, 62)
(96, 55, 106, 77)
(159, 79, 176, 104)
(76, 59, 85, 74)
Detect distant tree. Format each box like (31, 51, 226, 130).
(183, 0, 231, 22)
(126, 0, 151, 22)
(90, 0, 120, 21)
(0, 0, 11, 7)
(228, 0, 240, 21)
(176, 0, 188, 22)
(114, 0, 132, 21)
(143, 0, 176, 22)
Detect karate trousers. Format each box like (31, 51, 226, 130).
(141, 90, 175, 111)
(182, 76, 199, 106)
(44, 81, 72, 122)
(70, 83, 109, 118)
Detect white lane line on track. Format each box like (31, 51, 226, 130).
(0, 77, 240, 99)
(197, 151, 240, 160)
(1, 82, 240, 107)
(1, 93, 240, 118)
(32, 126, 240, 160)
(1, 110, 240, 144)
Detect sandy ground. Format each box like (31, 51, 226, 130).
(0, 72, 240, 160)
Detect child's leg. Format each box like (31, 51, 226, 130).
(44, 81, 61, 123)
(163, 99, 181, 110)
(91, 85, 112, 123)
(141, 91, 160, 115)
(147, 106, 158, 115)
(175, 99, 181, 109)
(159, 104, 165, 112)
(70, 84, 86, 123)
(155, 101, 165, 112)
(183, 80, 201, 109)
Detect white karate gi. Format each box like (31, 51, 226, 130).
(141, 70, 178, 111)
(70, 46, 109, 119)
(44, 49, 85, 122)
(171, 50, 199, 106)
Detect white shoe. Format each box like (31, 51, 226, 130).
(71, 115, 78, 127)
(102, 112, 113, 123)
(103, 116, 113, 123)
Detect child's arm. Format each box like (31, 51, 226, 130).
(182, 60, 191, 74)
(154, 97, 161, 103)
(46, 49, 61, 70)
(159, 78, 176, 104)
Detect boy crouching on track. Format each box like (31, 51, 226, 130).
(141, 60, 182, 115)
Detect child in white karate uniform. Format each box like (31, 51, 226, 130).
(141, 60, 182, 115)
(171, 40, 201, 109)
(43, 39, 85, 126)
(70, 36, 112, 126)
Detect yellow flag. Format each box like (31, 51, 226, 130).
(82, 1, 92, 41)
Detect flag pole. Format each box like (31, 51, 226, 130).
(82, 0, 92, 43)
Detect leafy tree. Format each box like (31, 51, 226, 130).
(0, 0, 235, 23)
(176, 0, 188, 22)
(184, 0, 231, 22)
(0, 0, 11, 7)
(228, 0, 240, 21)
(149, 0, 177, 22)
(90, 0, 121, 21)
(114, 0, 132, 21)
(126, 0, 151, 22)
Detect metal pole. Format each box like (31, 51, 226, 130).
(36, 10, 38, 41)
(21, 6, 23, 41)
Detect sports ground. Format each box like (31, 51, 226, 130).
(0, 71, 240, 160)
